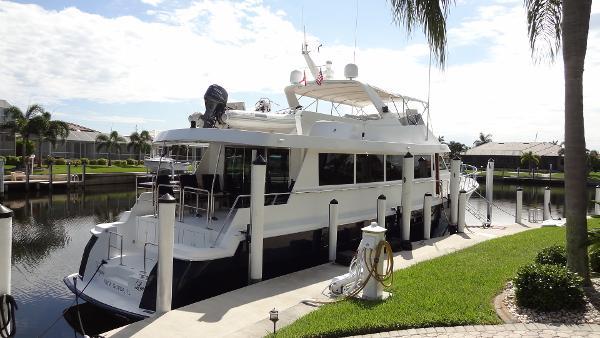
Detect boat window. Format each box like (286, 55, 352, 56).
(386, 155, 403, 181)
(415, 155, 432, 179)
(319, 153, 354, 185)
(266, 148, 290, 193)
(356, 154, 384, 183)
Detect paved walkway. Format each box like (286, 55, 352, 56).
(348, 324, 600, 338)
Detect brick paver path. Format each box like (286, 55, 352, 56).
(348, 323, 600, 337)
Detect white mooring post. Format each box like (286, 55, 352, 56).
(0, 204, 14, 336)
(516, 187, 523, 224)
(423, 193, 432, 240)
(595, 186, 600, 216)
(0, 158, 4, 196)
(82, 162, 86, 187)
(543, 187, 551, 221)
(377, 194, 386, 230)
(250, 156, 267, 283)
(67, 160, 71, 189)
(401, 153, 414, 249)
(458, 190, 467, 233)
(361, 222, 387, 300)
(156, 193, 176, 314)
(450, 157, 461, 228)
(329, 199, 339, 262)
(486, 159, 494, 222)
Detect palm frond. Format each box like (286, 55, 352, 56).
(389, 0, 453, 68)
(525, 0, 562, 61)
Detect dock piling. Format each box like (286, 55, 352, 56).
(543, 187, 551, 221)
(0, 159, 4, 196)
(82, 162, 86, 188)
(377, 194, 386, 230)
(423, 193, 432, 239)
(48, 162, 53, 191)
(401, 152, 414, 249)
(249, 156, 266, 283)
(595, 186, 600, 216)
(516, 187, 523, 224)
(486, 159, 494, 223)
(328, 199, 339, 262)
(67, 161, 71, 189)
(450, 157, 461, 228)
(0, 204, 15, 336)
(458, 190, 466, 232)
(157, 193, 176, 314)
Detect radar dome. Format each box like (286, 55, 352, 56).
(290, 70, 303, 84)
(344, 63, 358, 80)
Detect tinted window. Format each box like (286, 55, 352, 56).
(266, 148, 290, 193)
(386, 155, 403, 181)
(356, 154, 384, 183)
(415, 155, 432, 178)
(319, 153, 354, 185)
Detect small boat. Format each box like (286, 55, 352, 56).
(143, 157, 190, 173)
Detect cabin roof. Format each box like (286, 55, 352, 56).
(285, 80, 426, 108)
(464, 142, 562, 157)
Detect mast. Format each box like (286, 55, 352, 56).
(302, 26, 319, 80)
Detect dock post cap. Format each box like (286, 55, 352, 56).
(452, 155, 461, 161)
(425, 192, 432, 196)
(459, 189, 466, 193)
(487, 158, 495, 162)
(329, 199, 338, 204)
(158, 193, 177, 204)
(545, 186, 550, 190)
(378, 194, 386, 200)
(404, 152, 413, 158)
(0, 204, 13, 218)
(252, 155, 267, 165)
(517, 187, 523, 191)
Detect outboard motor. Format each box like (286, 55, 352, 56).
(202, 84, 228, 128)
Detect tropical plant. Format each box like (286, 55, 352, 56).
(437, 135, 446, 144)
(388, 0, 592, 285)
(473, 132, 492, 147)
(0, 104, 45, 167)
(128, 130, 152, 160)
(526, 0, 593, 284)
(96, 131, 125, 166)
(520, 151, 541, 173)
(447, 141, 468, 158)
(29, 112, 69, 167)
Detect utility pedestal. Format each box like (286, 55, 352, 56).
(361, 222, 389, 301)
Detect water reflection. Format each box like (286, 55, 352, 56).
(8, 187, 137, 338)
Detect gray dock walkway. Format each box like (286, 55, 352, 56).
(106, 218, 539, 338)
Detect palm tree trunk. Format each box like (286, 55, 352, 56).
(21, 137, 27, 168)
(563, 0, 592, 285)
(108, 150, 112, 166)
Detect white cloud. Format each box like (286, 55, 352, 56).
(140, 0, 164, 6)
(0, 1, 599, 148)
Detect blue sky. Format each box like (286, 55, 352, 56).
(1, 0, 600, 149)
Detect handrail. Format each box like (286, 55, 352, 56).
(143, 242, 158, 273)
(107, 231, 124, 266)
(180, 186, 211, 223)
(212, 178, 441, 247)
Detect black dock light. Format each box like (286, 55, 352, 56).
(269, 308, 279, 334)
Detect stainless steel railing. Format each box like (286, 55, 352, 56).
(107, 231, 124, 266)
(143, 242, 158, 273)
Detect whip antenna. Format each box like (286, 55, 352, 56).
(353, 0, 359, 63)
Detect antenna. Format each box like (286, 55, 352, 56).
(353, 0, 359, 63)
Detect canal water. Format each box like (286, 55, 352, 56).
(7, 182, 598, 337)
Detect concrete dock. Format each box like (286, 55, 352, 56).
(106, 217, 542, 338)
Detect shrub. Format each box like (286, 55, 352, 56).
(72, 159, 81, 166)
(89, 159, 98, 165)
(55, 158, 66, 165)
(590, 250, 600, 273)
(112, 160, 123, 166)
(126, 158, 136, 165)
(6, 156, 19, 166)
(535, 245, 567, 266)
(514, 263, 585, 312)
(97, 158, 108, 166)
(0, 156, 5, 164)
(80, 158, 89, 165)
(44, 156, 55, 165)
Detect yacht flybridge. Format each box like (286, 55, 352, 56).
(65, 51, 478, 319)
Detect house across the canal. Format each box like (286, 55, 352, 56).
(461, 142, 563, 171)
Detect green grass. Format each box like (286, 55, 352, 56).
(276, 219, 600, 338)
(28, 164, 147, 174)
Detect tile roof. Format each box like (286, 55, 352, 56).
(464, 142, 562, 157)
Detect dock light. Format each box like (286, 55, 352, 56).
(269, 308, 279, 334)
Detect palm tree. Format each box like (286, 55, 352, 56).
(473, 132, 492, 147)
(128, 130, 152, 161)
(447, 141, 468, 158)
(29, 112, 69, 167)
(437, 135, 446, 144)
(96, 131, 125, 166)
(388, 0, 592, 283)
(526, 0, 592, 284)
(520, 151, 540, 175)
(0, 104, 45, 168)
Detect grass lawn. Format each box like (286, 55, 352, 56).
(276, 219, 600, 338)
(28, 164, 147, 174)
